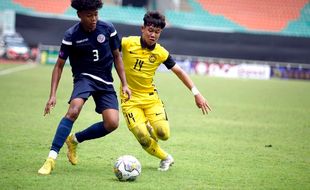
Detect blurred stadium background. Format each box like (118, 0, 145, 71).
(0, 0, 310, 80)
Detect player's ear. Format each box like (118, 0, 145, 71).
(77, 11, 81, 18)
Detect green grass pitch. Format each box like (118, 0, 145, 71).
(0, 63, 309, 190)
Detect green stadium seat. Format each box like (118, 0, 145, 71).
(282, 2, 310, 37)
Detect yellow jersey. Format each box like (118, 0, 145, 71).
(121, 36, 175, 93)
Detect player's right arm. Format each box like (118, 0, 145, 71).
(44, 58, 66, 116)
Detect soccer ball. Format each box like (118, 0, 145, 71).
(113, 155, 142, 181)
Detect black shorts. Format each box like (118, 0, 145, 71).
(69, 75, 118, 114)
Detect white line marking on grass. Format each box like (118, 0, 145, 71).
(0, 63, 37, 76)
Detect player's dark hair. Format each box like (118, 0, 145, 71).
(71, 0, 103, 11)
(143, 11, 166, 29)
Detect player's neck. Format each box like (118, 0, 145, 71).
(140, 37, 156, 50)
(80, 23, 96, 33)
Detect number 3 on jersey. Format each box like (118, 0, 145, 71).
(93, 49, 99, 61)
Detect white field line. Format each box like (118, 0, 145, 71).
(0, 63, 37, 76)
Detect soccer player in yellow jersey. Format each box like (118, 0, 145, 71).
(120, 11, 211, 171)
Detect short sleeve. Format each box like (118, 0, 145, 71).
(58, 31, 72, 60)
(163, 54, 176, 69)
(120, 36, 129, 52)
(109, 24, 120, 51)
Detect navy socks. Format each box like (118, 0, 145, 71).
(50, 119, 110, 153)
(75, 121, 110, 143)
(51, 117, 74, 153)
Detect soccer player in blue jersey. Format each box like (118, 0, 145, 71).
(120, 11, 211, 171)
(38, 0, 131, 175)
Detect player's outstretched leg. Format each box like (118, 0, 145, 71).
(38, 158, 55, 175)
(66, 133, 78, 165)
(158, 154, 174, 171)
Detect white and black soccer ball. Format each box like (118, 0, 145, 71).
(113, 155, 142, 181)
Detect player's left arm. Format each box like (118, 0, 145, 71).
(112, 49, 131, 101)
(171, 64, 212, 115)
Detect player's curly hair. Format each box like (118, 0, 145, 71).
(71, 0, 103, 11)
(143, 11, 166, 29)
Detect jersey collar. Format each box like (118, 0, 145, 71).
(140, 37, 156, 50)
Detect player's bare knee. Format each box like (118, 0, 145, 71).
(66, 107, 81, 121)
(104, 119, 119, 132)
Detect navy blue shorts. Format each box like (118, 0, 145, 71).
(69, 75, 118, 114)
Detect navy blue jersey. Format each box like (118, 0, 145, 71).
(59, 20, 120, 85)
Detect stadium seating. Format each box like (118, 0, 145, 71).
(0, 0, 33, 14)
(195, 0, 310, 36)
(64, 5, 145, 25)
(165, 0, 245, 32)
(166, 0, 310, 37)
(0, 0, 309, 37)
(13, 0, 70, 14)
(283, 3, 310, 37)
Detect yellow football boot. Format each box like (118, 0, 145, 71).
(66, 133, 78, 165)
(38, 158, 55, 175)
